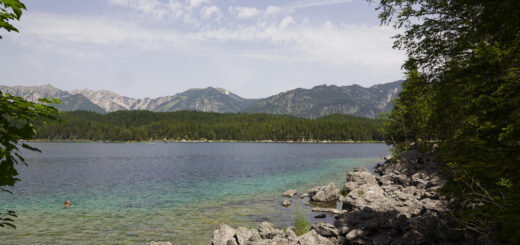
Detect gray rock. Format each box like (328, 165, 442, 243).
(285, 227, 298, 240)
(282, 200, 291, 207)
(342, 185, 389, 212)
(308, 182, 339, 202)
(235, 227, 254, 244)
(311, 207, 345, 214)
(212, 223, 237, 245)
(342, 168, 378, 194)
(346, 228, 364, 240)
(257, 222, 284, 239)
(421, 198, 446, 212)
(297, 230, 335, 245)
(391, 173, 410, 186)
(310, 222, 339, 238)
(348, 168, 378, 186)
(283, 189, 298, 198)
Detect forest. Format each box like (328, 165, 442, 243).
(378, 0, 519, 243)
(34, 110, 384, 142)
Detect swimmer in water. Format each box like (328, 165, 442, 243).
(63, 200, 72, 208)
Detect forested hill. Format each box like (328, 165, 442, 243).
(34, 111, 383, 142)
(244, 81, 402, 119)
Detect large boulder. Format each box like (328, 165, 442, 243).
(342, 184, 390, 212)
(297, 230, 336, 245)
(257, 222, 285, 240)
(310, 222, 339, 238)
(308, 182, 339, 202)
(212, 223, 238, 245)
(347, 168, 378, 186)
(342, 168, 378, 194)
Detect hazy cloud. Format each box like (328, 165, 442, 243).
(201, 5, 222, 20)
(228, 6, 260, 19)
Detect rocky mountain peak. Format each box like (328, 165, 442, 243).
(1, 80, 403, 118)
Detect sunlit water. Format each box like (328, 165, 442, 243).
(0, 142, 389, 244)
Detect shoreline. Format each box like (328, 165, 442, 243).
(209, 150, 480, 245)
(27, 139, 385, 144)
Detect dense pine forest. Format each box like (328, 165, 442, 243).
(34, 110, 383, 142)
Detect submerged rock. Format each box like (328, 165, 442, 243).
(281, 200, 291, 207)
(311, 207, 345, 215)
(283, 189, 298, 198)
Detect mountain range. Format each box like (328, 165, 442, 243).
(0, 80, 402, 119)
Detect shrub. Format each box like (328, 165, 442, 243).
(294, 207, 310, 236)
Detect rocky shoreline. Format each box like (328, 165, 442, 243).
(209, 150, 480, 245)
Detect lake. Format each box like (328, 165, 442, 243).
(0, 142, 389, 244)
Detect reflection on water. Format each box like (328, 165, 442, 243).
(0, 142, 388, 244)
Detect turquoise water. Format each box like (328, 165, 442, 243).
(0, 142, 388, 244)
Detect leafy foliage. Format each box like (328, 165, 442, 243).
(34, 111, 383, 142)
(0, 0, 26, 39)
(379, 68, 433, 153)
(376, 0, 520, 242)
(0, 92, 61, 191)
(0, 92, 61, 228)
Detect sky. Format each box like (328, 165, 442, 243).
(0, 0, 406, 99)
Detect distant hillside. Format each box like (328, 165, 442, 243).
(1, 81, 402, 118)
(242, 80, 403, 118)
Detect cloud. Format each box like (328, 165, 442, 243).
(108, 0, 199, 25)
(16, 12, 187, 50)
(12, 8, 403, 69)
(228, 6, 260, 19)
(288, 0, 353, 9)
(265, 6, 282, 16)
(201, 5, 222, 20)
(279, 17, 294, 29)
(190, 20, 403, 67)
(188, 0, 211, 9)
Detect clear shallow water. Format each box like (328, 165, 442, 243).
(0, 142, 389, 244)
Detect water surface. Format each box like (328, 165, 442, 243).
(0, 142, 388, 244)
